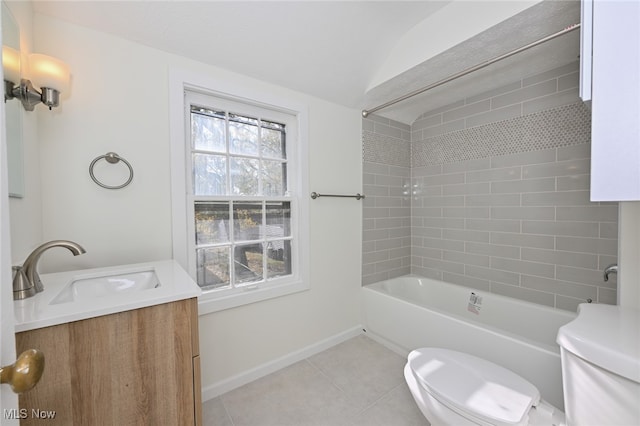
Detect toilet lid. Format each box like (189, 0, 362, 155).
(408, 348, 540, 426)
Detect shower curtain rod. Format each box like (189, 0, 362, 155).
(362, 23, 581, 118)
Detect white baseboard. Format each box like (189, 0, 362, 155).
(361, 328, 410, 357)
(201, 325, 364, 402)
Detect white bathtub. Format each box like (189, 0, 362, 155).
(362, 275, 577, 410)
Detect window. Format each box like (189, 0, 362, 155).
(170, 75, 309, 314)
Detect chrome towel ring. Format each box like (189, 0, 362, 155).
(89, 152, 134, 189)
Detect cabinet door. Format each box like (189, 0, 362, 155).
(16, 299, 197, 425)
(590, 0, 640, 201)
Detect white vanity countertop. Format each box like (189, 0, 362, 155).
(14, 259, 201, 332)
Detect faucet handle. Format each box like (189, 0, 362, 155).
(603, 264, 618, 282)
(13, 266, 36, 300)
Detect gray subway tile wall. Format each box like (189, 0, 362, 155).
(362, 61, 618, 311)
(362, 116, 412, 283)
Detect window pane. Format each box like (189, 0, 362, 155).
(196, 246, 230, 289)
(187, 94, 298, 295)
(262, 160, 286, 196)
(233, 202, 263, 242)
(229, 114, 258, 156)
(234, 243, 263, 284)
(261, 126, 285, 159)
(266, 202, 291, 237)
(195, 202, 230, 244)
(193, 153, 227, 195)
(192, 111, 226, 152)
(267, 240, 291, 279)
(230, 157, 259, 195)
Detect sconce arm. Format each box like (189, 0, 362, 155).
(12, 79, 44, 111)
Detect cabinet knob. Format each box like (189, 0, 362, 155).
(0, 349, 45, 393)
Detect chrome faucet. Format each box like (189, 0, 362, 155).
(603, 263, 618, 282)
(22, 240, 86, 293)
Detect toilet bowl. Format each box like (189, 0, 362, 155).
(404, 348, 564, 426)
(404, 304, 640, 426)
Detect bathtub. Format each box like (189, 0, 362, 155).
(362, 275, 577, 410)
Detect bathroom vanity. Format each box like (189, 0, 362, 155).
(13, 260, 202, 425)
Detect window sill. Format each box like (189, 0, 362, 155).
(196, 279, 309, 315)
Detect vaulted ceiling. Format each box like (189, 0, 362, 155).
(31, 0, 581, 124)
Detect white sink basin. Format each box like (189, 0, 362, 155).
(50, 269, 161, 305)
(14, 260, 201, 333)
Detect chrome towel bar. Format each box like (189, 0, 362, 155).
(310, 192, 365, 200)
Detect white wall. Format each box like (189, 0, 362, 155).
(618, 202, 640, 309)
(21, 13, 362, 393)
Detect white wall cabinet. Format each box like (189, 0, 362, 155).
(588, 0, 640, 201)
(579, 0, 593, 104)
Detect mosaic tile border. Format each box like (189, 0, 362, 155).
(362, 131, 410, 167)
(412, 102, 591, 167)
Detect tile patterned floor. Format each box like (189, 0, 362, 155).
(203, 334, 430, 426)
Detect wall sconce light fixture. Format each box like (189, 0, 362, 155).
(3, 50, 70, 111)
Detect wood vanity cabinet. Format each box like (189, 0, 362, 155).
(15, 298, 202, 426)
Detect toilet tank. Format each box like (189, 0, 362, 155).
(557, 304, 640, 426)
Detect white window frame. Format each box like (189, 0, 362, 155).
(169, 69, 310, 315)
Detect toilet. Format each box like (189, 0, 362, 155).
(404, 303, 640, 426)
